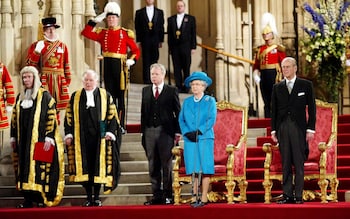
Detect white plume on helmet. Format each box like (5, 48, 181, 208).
(261, 12, 278, 36)
(104, 2, 121, 17)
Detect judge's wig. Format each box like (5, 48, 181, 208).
(19, 66, 42, 100)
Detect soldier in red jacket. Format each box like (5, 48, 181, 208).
(81, 2, 140, 133)
(253, 13, 286, 118)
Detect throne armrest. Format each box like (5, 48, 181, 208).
(262, 143, 279, 168)
(318, 132, 337, 171)
(172, 146, 184, 172)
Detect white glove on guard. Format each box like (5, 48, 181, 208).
(253, 70, 261, 84)
(35, 40, 45, 53)
(94, 12, 106, 23)
(126, 59, 135, 67)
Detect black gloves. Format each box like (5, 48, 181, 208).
(184, 130, 202, 142)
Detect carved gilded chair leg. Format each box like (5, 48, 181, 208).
(329, 178, 339, 202)
(318, 179, 329, 203)
(225, 180, 236, 204)
(172, 181, 181, 205)
(262, 179, 273, 203)
(239, 180, 248, 203)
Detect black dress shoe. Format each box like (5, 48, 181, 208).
(82, 200, 93, 207)
(164, 198, 173, 205)
(16, 202, 33, 208)
(37, 202, 46, 208)
(144, 199, 163, 206)
(294, 198, 304, 204)
(93, 199, 102, 206)
(120, 127, 126, 135)
(276, 196, 294, 204)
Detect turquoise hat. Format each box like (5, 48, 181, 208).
(184, 71, 212, 88)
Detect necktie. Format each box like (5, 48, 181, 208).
(287, 81, 293, 94)
(155, 87, 159, 99)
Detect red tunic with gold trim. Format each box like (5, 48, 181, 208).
(81, 22, 140, 90)
(26, 40, 71, 111)
(0, 63, 15, 130)
(81, 23, 140, 62)
(253, 44, 286, 81)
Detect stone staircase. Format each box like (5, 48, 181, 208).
(0, 83, 266, 207)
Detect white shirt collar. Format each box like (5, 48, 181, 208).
(153, 82, 164, 92)
(286, 76, 296, 84)
(85, 88, 96, 108)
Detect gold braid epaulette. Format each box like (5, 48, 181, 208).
(276, 44, 286, 52)
(122, 27, 135, 39)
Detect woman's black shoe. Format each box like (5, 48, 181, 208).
(93, 199, 102, 206)
(82, 200, 93, 207)
(191, 200, 207, 208)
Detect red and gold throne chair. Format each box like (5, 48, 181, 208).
(262, 99, 338, 203)
(172, 100, 248, 205)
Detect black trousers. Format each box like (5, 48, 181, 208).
(259, 69, 277, 118)
(103, 57, 126, 127)
(171, 45, 191, 91)
(144, 126, 174, 199)
(277, 116, 307, 199)
(141, 41, 160, 84)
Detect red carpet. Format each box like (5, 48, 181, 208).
(1, 202, 350, 219)
(127, 115, 350, 202)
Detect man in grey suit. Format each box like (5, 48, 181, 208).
(141, 63, 181, 205)
(135, 0, 164, 84)
(271, 57, 316, 204)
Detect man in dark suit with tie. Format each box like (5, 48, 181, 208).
(167, 0, 197, 93)
(135, 0, 164, 84)
(141, 63, 181, 205)
(270, 57, 316, 204)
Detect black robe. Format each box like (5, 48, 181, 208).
(11, 88, 65, 206)
(64, 88, 121, 193)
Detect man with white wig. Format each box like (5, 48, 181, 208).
(64, 69, 121, 207)
(11, 66, 65, 208)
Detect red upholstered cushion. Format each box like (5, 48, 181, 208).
(270, 149, 282, 172)
(213, 109, 242, 165)
(308, 106, 332, 162)
(213, 108, 246, 177)
(179, 107, 247, 178)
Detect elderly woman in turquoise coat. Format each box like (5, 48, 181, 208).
(178, 71, 217, 207)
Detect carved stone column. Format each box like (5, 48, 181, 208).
(20, 0, 34, 68)
(0, 0, 14, 71)
(253, 0, 269, 48)
(71, 0, 84, 79)
(49, 0, 63, 21)
(83, 0, 99, 79)
(232, 1, 246, 105)
(215, 0, 225, 101)
(281, 0, 296, 57)
(0, 0, 14, 158)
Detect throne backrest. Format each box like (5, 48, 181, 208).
(307, 100, 337, 172)
(213, 101, 247, 170)
(270, 99, 337, 173)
